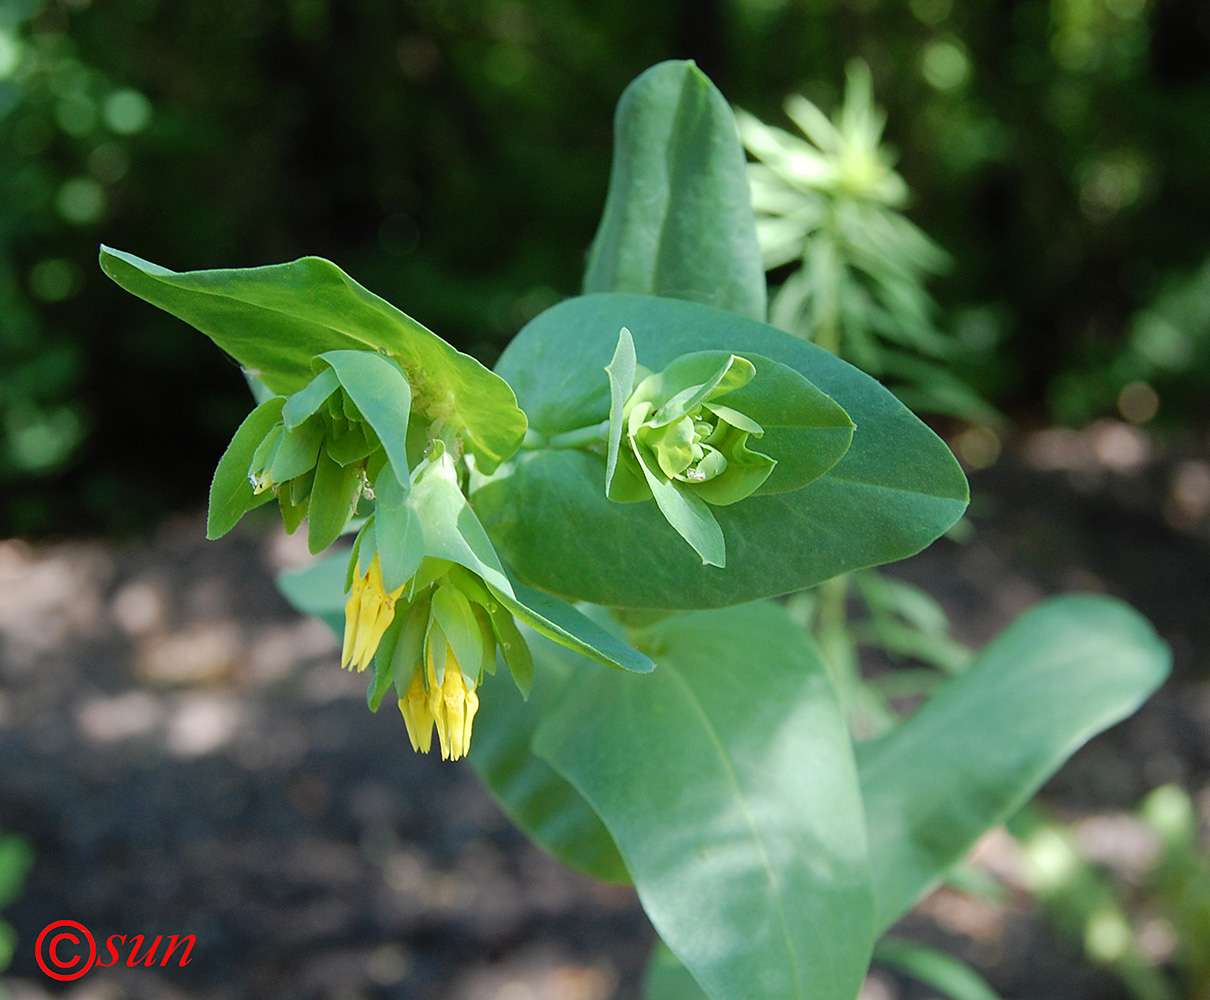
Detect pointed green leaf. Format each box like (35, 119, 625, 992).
(489, 578, 653, 675)
(631, 438, 726, 567)
(431, 583, 483, 680)
(317, 350, 412, 490)
(268, 416, 325, 484)
(207, 397, 285, 540)
(873, 940, 1003, 1000)
(533, 603, 874, 1000)
(477, 293, 966, 609)
(583, 61, 766, 321)
(307, 449, 361, 554)
(98, 246, 526, 473)
(859, 595, 1171, 931)
(409, 450, 513, 597)
(488, 604, 534, 697)
(605, 327, 637, 494)
(281, 367, 340, 430)
(648, 355, 751, 428)
(375, 500, 425, 592)
(367, 616, 403, 712)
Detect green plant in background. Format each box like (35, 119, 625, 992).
(0, 830, 33, 994)
(738, 60, 996, 425)
(102, 61, 1172, 1000)
(1002, 786, 1210, 1000)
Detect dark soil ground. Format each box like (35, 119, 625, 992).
(2, 422, 1209, 1000)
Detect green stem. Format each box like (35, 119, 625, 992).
(523, 419, 610, 451)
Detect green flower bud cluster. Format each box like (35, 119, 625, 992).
(623, 355, 775, 505)
(603, 327, 855, 568)
(207, 349, 418, 553)
(347, 543, 533, 761)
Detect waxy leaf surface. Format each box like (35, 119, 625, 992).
(583, 61, 766, 322)
(477, 293, 968, 608)
(470, 634, 630, 884)
(858, 595, 1171, 931)
(99, 246, 526, 473)
(534, 602, 874, 1000)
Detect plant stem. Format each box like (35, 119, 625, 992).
(523, 419, 610, 451)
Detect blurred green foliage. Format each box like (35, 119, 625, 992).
(1, 0, 1208, 535)
(0, 831, 32, 983)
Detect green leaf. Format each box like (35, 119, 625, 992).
(281, 367, 339, 430)
(98, 246, 526, 473)
(268, 416, 325, 484)
(431, 583, 483, 679)
(644, 943, 711, 1000)
(873, 940, 1003, 1000)
(583, 61, 767, 322)
(276, 552, 348, 635)
(859, 595, 1171, 931)
(631, 436, 727, 567)
(409, 449, 513, 597)
(605, 327, 637, 495)
(470, 634, 630, 884)
(489, 578, 654, 675)
(307, 449, 361, 554)
(488, 603, 534, 697)
(534, 603, 874, 1000)
(207, 397, 284, 539)
(374, 502, 425, 593)
(477, 293, 967, 609)
(317, 350, 412, 490)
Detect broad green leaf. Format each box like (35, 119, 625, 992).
(583, 61, 767, 322)
(477, 293, 967, 608)
(317, 350, 413, 490)
(98, 246, 526, 473)
(534, 603, 874, 1000)
(207, 396, 284, 540)
(490, 578, 654, 675)
(859, 595, 1171, 931)
(873, 940, 1002, 1000)
(644, 943, 711, 1000)
(469, 633, 630, 884)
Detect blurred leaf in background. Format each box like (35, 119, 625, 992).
(738, 60, 999, 424)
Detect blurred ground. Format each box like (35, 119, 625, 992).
(2, 422, 1210, 1000)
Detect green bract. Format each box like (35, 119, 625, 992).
(98, 247, 527, 474)
(604, 328, 854, 566)
(207, 349, 416, 554)
(477, 292, 968, 608)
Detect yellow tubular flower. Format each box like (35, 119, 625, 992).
(425, 646, 479, 761)
(341, 555, 405, 673)
(398, 670, 434, 754)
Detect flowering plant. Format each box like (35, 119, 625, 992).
(102, 60, 1169, 1000)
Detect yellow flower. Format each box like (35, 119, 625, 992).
(426, 645, 479, 761)
(341, 554, 405, 673)
(398, 669, 434, 754)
